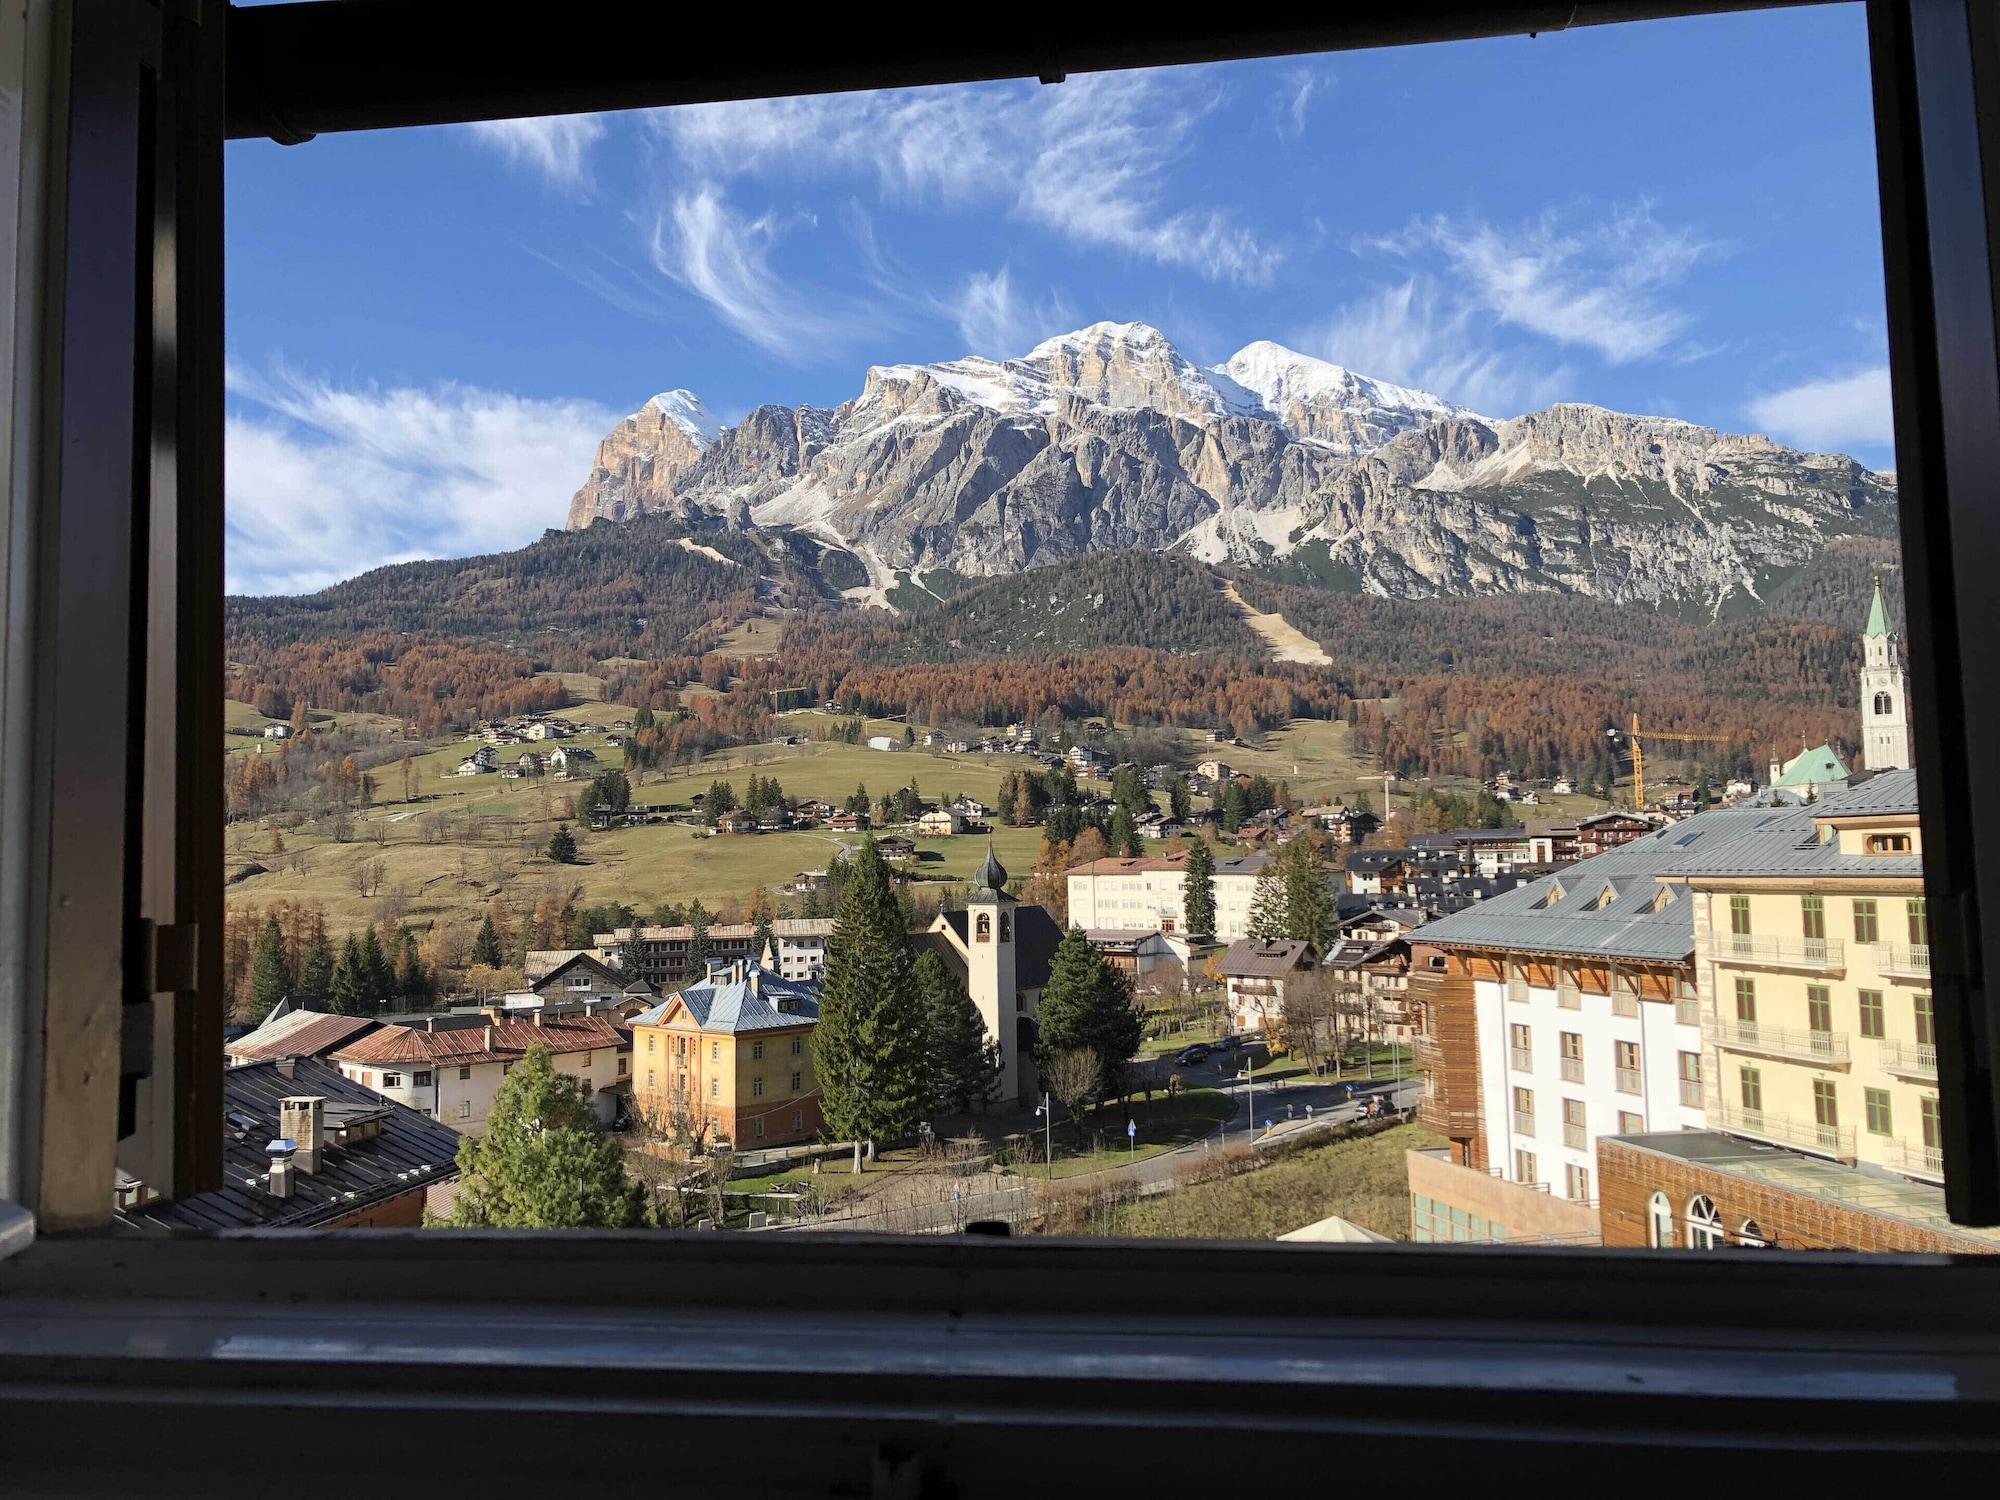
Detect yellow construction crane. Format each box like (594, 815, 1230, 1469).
(1627, 713, 1733, 809)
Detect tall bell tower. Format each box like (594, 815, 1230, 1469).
(1860, 575, 1912, 771)
(964, 843, 1021, 1102)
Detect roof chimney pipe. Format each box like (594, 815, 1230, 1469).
(484, 1024, 494, 1051)
(266, 1139, 297, 1199)
(279, 1096, 325, 1174)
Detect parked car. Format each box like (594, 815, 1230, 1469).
(1175, 1044, 1211, 1065)
(1211, 1035, 1241, 1054)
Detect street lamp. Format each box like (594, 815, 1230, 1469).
(1033, 1091, 1053, 1181)
(1238, 1054, 1256, 1138)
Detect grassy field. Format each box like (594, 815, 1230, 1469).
(1092, 1122, 1443, 1241)
(1026, 1089, 1237, 1179)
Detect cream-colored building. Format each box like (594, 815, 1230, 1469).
(1674, 769, 1937, 1184)
(1065, 851, 1278, 940)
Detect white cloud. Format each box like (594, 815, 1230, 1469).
(1312, 277, 1570, 417)
(1745, 365, 1894, 453)
(647, 182, 878, 363)
(463, 114, 606, 191)
(650, 72, 1281, 286)
(945, 266, 1074, 356)
(225, 366, 618, 596)
(1375, 204, 1715, 364)
(1275, 69, 1322, 141)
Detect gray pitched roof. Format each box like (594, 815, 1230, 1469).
(630, 962, 821, 1034)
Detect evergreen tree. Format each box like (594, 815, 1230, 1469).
(1222, 782, 1248, 833)
(1277, 835, 1333, 950)
(1182, 838, 1216, 939)
(471, 911, 503, 969)
(1247, 861, 1286, 942)
(687, 899, 713, 972)
(443, 1047, 648, 1228)
(359, 923, 396, 1008)
(298, 923, 335, 1002)
(1168, 777, 1191, 822)
(1110, 804, 1141, 858)
(915, 949, 1001, 1114)
(748, 884, 776, 964)
(1034, 927, 1142, 1098)
(329, 935, 367, 1016)
(547, 824, 579, 863)
(814, 838, 927, 1169)
(249, 911, 293, 1019)
(395, 927, 433, 1004)
(845, 782, 871, 816)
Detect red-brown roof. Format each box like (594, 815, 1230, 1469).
(226, 1011, 378, 1062)
(332, 1013, 626, 1068)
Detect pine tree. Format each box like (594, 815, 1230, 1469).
(359, 923, 396, 1009)
(1182, 838, 1216, 939)
(915, 949, 1000, 1114)
(298, 922, 335, 1001)
(814, 838, 927, 1170)
(1222, 782, 1248, 833)
(547, 824, 578, 863)
(395, 927, 433, 1004)
(1034, 927, 1143, 1098)
(1168, 777, 1191, 822)
(1110, 804, 1141, 858)
(471, 912, 503, 968)
(1277, 835, 1333, 950)
(687, 899, 713, 973)
(330, 934, 367, 1016)
(249, 911, 293, 1019)
(749, 883, 776, 964)
(1247, 861, 1286, 941)
(443, 1047, 648, 1228)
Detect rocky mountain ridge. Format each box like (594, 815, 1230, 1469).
(565, 322, 1895, 613)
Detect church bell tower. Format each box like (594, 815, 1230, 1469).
(1860, 575, 1912, 771)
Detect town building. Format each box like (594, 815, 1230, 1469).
(1216, 938, 1318, 1035)
(912, 847, 1065, 1104)
(546, 745, 597, 778)
(1859, 577, 1912, 771)
(331, 1012, 630, 1133)
(592, 917, 836, 988)
(118, 1055, 462, 1230)
(1065, 850, 1279, 940)
(1082, 929, 1179, 988)
(1574, 811, 1655, 857)
(529, 951, 651, 1009)
(225, 1002, 380, 1066)
(628, 959, 823, 1148)
(917, 807, 963, 837)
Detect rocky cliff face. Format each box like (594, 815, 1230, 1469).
(565, 324, 1896, 613)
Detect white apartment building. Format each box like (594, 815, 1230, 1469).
(1065, 852, 1276, 940)
(331, 1013, 630, 1133)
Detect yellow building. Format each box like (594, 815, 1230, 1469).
(627, 958, 824, 1149)
(1675, 769, 1937, 1184)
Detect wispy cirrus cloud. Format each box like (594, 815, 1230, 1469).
(225, 364, 617, 595)
(463, 114, 607, 191)
(945, 265, 1074, 357)
(1745, 365, 1893, 453)
(1368, 203, 1717, 364)
(1310, 277, 1570, 417)
(650, 72, 1283, 286)
(1274, 68, 1324, 141)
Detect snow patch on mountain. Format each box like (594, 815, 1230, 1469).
(645, 389, 720, 446)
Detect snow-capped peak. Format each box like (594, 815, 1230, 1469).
(1212, 341, 1466, 423)
(645, 388, 720, 447)
(1024, 320, 1176, 360)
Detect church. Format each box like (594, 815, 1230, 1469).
(1768, 577, 1911, 800)
(911, 845, 1065, 1105)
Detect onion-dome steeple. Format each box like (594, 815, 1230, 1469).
(972, 841, 1009, 896)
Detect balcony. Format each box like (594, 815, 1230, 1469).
(1611, 992, 1639, 1019)
(1615, 1066, 1643, 1095)
(1878, 943, 1931, 981)
(1675, 997, 1700, 1027)
(1876, 1039, 1938, 1080)
(1512, 1110, 1535, 1138)
(1509, 1046, 1533, 1074)
(1506, 977, 1529, 1004)
(1678, 1078, 1703, 1109)
(1716, 1102, 1855, 1161)
(1562, 1122, 1586, 1150)
(1556, 983, 1582, 1010)
(1705, 933, 1845, 974)
(1884, 1137, 1945, 1183)
(1711, 1016, 1850, 1067)
(1560, 1057, 1585, 1084)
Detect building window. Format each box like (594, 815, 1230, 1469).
(752, 1040, 764, 1060)
(1734, 976, 1757, 1023)
(1922, 1095, 1942, 1150)
(1728, 895, 1752, 935)
(711, 1078, 720, 1098)
(1915, 992, 1935, 1047)
(1565, 1163, 1591, 1201)
(791, 1036, 803, 1056)
(1858, 989, 1885, 1039)
(754, 1117, 766, 1138)
(1807, 985, 1832, 1035)
(1000, 912, 1012, 941)
(648, 1035, 656, 1053)
(1866, 833, 1911, 855)
(677, 1072, 687, 1097)
(1562, 1097, 1586, 1149)
(382, 1072, 402, 1088)
(1648, 1192, 1674, 1249)
(976, 912, 992, 942)
(1813, 1079, 1839, 1129)
(1853, 898, 1879, 943)
(752, 1077, 765, 1097)
(1908, 898, 1929, 945)
(618, 1057, 628, 1077)
(1560, 1030, 1583, 1082)
(1738, 1220, 1767, 1248)
(1619, 1111, 1645, 1134)
(677, 1036, 686, 1058)
(414, 1071, 432, 1087)
(647, 1070, 655, 1089)
(791, 1071, 801, 1092)
(793, 1111, 804, 1132)
(1614, 1040, 1641, 1095)
(1740, 1066, 1762, 1113)
(1865, 1087, 1893, 1136)
(1686, 1195, 1722, 1250)
(459, 1065, 471, 1081)
(1509, 1022, 1531, 1073)
(1801, 894, 1825, 942)
(1512, 1086, 1534, 1136)
(1514, 1148, 1537, 1184)
(712, 1041, 720, 1062)
(458, 1100, 472, 1120)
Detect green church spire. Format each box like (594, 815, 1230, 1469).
(1865, 573, 1891, 638)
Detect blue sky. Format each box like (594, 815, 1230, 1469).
(225, 4, 1892, 594)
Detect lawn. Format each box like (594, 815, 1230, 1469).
(1020, 1088, 1236, 1180)
(1093, 1122, 1444, 1242)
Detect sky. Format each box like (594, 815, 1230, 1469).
(224, 4, 1893, 595)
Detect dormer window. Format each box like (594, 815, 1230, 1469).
(1866, 833, 1913, 855)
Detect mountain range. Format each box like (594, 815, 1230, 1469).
(565, 321, 1897, 616)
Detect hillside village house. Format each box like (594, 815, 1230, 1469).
(593, 917, 836, 988)
(547, 744, 597, 778)
(917, 807, 963, 837)
(225, 1005, 379, 1066)
(331, 1012, 630, 1133)
(455, 745, 498, 776)
(1574, 811, 1656, 858)
(1217, 939, 1319, 1035)
(1082, 929, 1179, 988)
(528, 951, 655, 1011)
(629, 959, 823, 1148)
(911, 847, 1065, 1104)
(118, 1056, 462, 1230)
(1065, 850, 1287, 941)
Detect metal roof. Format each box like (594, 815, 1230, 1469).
(629, 962, 821, 1034)
(225, 1008, 377, 1062)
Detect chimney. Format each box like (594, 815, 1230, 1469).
(426, 1016, 438, 1032)
(748, 968, 761, 999)
(279, 1096, 325, 1174)
(533, 1009, 545, 1027)
(484, 1024, 494, 1051)
(274, 1056, 296, 1080)
(266, 1138, 297, 1199)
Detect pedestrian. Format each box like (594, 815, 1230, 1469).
(1345, 1083, 1355, 1103)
